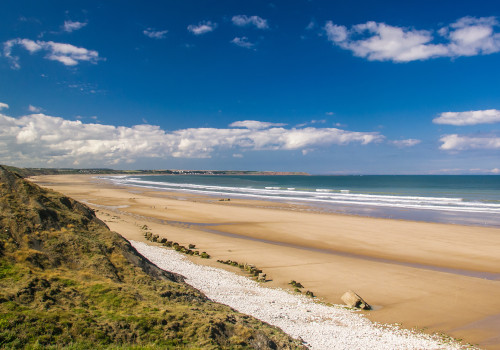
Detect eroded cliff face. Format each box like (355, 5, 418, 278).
(0, 165, 304, 349)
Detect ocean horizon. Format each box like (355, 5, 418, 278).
(101, 174, 500, 227)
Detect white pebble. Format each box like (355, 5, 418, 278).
(131, 241, 471, 350)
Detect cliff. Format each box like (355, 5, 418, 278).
(0, 165, 303, 349)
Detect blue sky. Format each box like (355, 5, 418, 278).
(1, 0, 500, 174)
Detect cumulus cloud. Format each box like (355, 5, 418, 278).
(0, 113, 384, 167)
(440, 134, 500, 150)
(441, 17, 500, 56)
(230, 37, 255, 49)
(229, 120, 286, 129)
(187, 21, 217, 35)
(3, 38, 100, 68)
(433, 109, 500, 125)
(143, 28, 168, 39)
(324, 16, 500, 62)
(0, 102, 8, 110)
(390, 139, 421, 147)
(232, 15, 269, 29)
(63, 20, 87, 33)
(28, 105, 42, 113)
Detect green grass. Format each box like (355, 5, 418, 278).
(0, 165, 304, 350)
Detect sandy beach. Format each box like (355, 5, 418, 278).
(30, 174, 500, 349)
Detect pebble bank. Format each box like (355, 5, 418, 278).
(131, 241, 470, 350)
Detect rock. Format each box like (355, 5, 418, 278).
(245, 264, 255, 271)
(289, 280, 304, 288)
(341, 290, 371, 310)
(258, 273, 267, 282)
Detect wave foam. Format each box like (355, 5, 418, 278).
(103, 176, 500, 215)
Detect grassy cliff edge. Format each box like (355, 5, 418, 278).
(0, 165, 304, 349)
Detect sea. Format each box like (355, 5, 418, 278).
(102, 175, 500, 227)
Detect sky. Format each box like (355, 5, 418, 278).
(1, 0, 500, 174)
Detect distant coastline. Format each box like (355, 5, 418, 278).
(5, 165, 308, 177)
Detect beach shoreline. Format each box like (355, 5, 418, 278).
(30, 174, 500, 349)
(101, 173, 500, 228)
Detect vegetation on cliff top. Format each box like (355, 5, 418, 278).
(3, 165, 308, 177)
(0, 165, 303, 349)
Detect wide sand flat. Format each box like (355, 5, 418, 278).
(30, 174, 500, 349)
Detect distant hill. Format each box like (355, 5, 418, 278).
(0, 165, 304, 349)
(3, 165, 309, 177)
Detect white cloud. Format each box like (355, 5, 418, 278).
(440, 134, 500, 150)
(468, 168, 500, 174)
(0, 102, 8, 110)
(232, 153, 243, 158)
(230, 37, 255, 49)
(28, 105, 42, 113)
(187, 21, 217, 35)
(296, 120, 328, 128)
(324, 22, 349, 42)
(306, 21, 316, 30)
(427, 167, 500, 175)
(324, 16, 500, 62)
(229, 120, 286, 129)
(444, 17, 500, 56)
(63, 20, 87, 33)
(3, 38, 100, 68)
(433, 109, 500, 125)
(232, 15, 269, 29)
(0, 113, 384, 167)
(143, 28, 168, 39)
(390, 138, 421, 147)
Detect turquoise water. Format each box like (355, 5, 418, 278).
(104, 175, 500, 227)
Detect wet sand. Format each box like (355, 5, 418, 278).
(30, 174, 500, 349)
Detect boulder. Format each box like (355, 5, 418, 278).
(341, 290, 371, 310)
